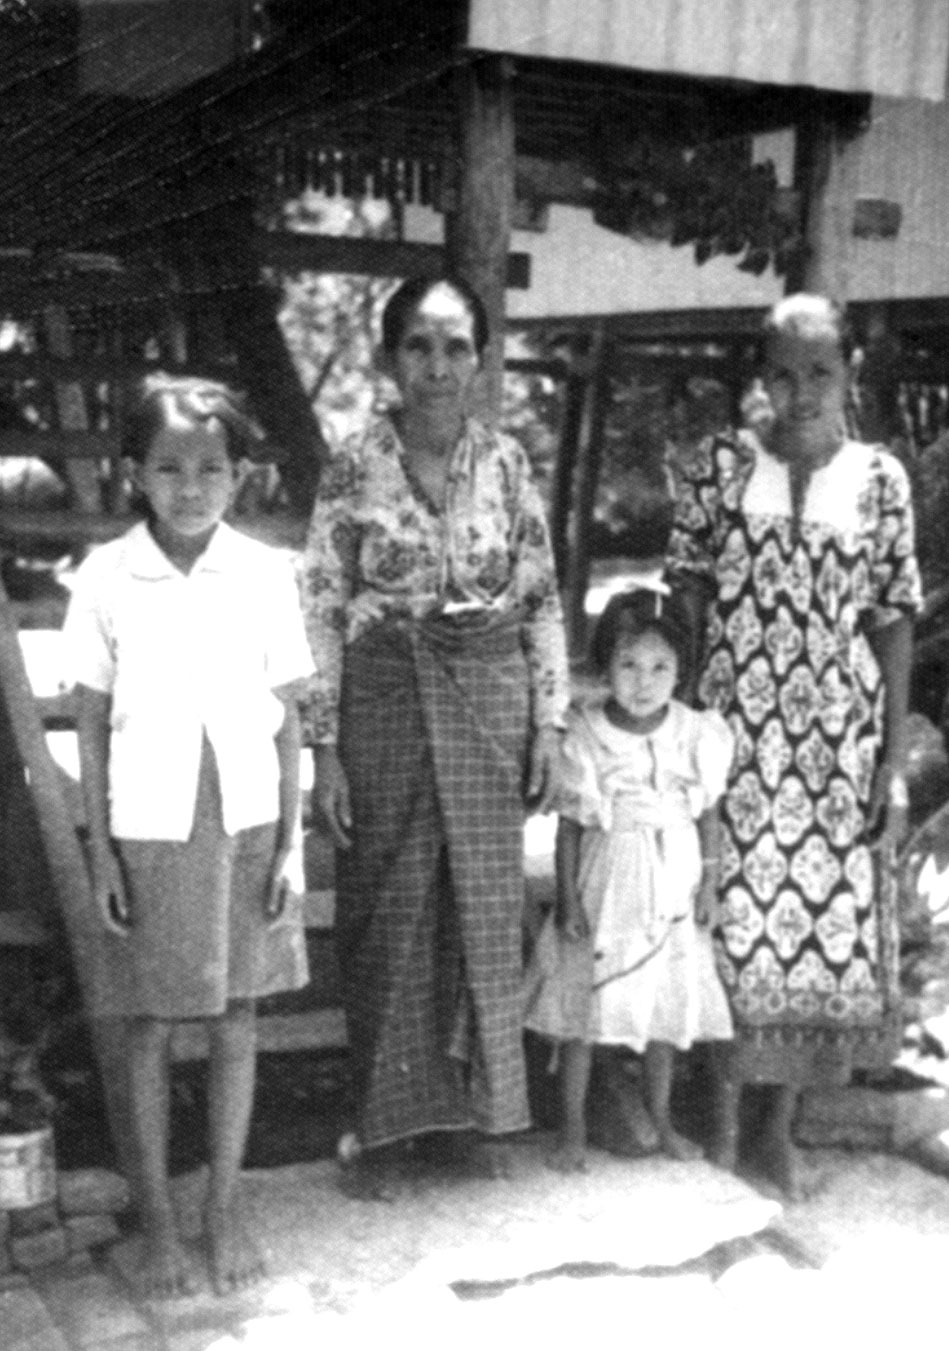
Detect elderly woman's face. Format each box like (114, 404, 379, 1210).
(763, 326, 847, 460)
(390, 284, 481, 423)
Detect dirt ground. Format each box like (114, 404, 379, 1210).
(95, 1138, 949, 1351)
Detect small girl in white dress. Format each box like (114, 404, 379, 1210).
(525, 585, 734, 1171)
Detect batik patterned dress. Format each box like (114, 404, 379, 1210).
(667, 431, 922, 1083)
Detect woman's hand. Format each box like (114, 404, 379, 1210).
(694, 867, 718, 928)
(525, 725, 563, 813)
(867, 760, 910, 855)
(89, 842, 131, 937)
(313, 744, 353, 849)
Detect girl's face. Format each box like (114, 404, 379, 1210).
(763, 326, 848, 462)
(389, 284, 481, 430)
(131, 419, 241, 555)
(608, 629, 678, 724)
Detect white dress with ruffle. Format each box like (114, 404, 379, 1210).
(525, 699, 735, 1051)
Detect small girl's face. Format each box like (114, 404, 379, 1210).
(608, 628, 678, 723)
(131, 419, 242, 553)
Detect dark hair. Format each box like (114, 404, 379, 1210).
(380, 275, 490, 357)
(122, 374, 266, 465)
(759, 292, 854, 365)
(591, 586, 693, 685)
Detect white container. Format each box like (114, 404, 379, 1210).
(0, 1126, 56, 1209)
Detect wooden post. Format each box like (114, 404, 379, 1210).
(447, 55, 515, 424)
(564, 329, 611, 658)
(787, 107, 859, 300)
(0, 578, 138, 1192)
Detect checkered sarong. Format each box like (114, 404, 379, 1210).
(336, 614, 531, 1147)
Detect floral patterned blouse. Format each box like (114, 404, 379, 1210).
(301, 415, 570, 742)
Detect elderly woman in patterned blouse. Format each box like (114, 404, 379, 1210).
(302, 275, 570, 1197)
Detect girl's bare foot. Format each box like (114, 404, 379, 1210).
(141, 1213, 199, 1301)
(708, 1126, 739, 1173)
(546, 1141, 588, 1174)
(656, 1125, 704, 1162)
(204, 1197, 267, 1296)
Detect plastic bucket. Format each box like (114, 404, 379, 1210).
(0, 1125, 56, 1209)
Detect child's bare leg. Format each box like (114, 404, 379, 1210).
(644, 1042, 702, 1160)
(709, 1041, 740, 1172)
(127, 1016, 197, 1299)
(759, 1083, 802, 1199)
(204, 999, 266, 1295)
(548, 1040, 592, 1172)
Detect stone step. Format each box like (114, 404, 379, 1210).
(33, 1268, 157, 1351)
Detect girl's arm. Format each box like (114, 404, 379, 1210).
(866, 613, 913, 850)
(266, 691, 303, 921)
(695, 804, 722, 926)
(555, 816, 587, 940)
(75, 683, 130, 934)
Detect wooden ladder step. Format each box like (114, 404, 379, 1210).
(171, 1008, 347, 1060)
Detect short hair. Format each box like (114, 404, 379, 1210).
(122, 374, 265, 465)
(380, 275, 490, 357)
(591, 586, 693, 682)
(760, 293, 854, 363)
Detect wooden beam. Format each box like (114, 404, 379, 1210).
(447, 56, 517, 420)
(254, 229, 530, 290)
(0, 430, 117, 460)
(0, 576, 139, 1195)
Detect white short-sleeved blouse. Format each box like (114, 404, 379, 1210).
(63, 521, 314, 841)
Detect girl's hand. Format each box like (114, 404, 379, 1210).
(526, 726, 563, 814)
(867, 761, 910, 856)
(265, 844, 295, 922)
(90, 844, 131, 937)
(556, 894, 588, 942)
(313, 745, 353, 850)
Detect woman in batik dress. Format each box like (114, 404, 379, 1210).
(666, 294, 921, 1195)
(302, 275, 570, 1198)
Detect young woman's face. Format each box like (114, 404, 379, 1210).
(608, 629, 678, 723)
(763, 326, 848, 460)
(389, 284, 481, 427)
(132, 419, 240, 553)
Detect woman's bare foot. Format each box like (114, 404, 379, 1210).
(204, 1197, 267, 1297)
(141, 1213, 198, 1301)
(546, 1141, 588, 1174)
(338, 1145, 404, 1202)
(757, 1132, 804, 1201)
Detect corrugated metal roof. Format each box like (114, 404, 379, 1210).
(468, 0, 949, 102)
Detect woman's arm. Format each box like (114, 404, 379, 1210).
(300, 452, 360, 847)
(867, 613, 914, 848)
(695, 804, 722, 925)
(555, 816, 587, 940)
(508, 441, 571, 809)
(75, 684, 129, 934)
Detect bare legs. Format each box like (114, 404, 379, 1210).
(708, 1044, 802, 1198)
(643, 1042, 702, 1160)
(548, 1039, 592, 1172)
(127, 1016, 196, 1300)
(204, 999, 266, 1294)
(127, 999, 264, 1299)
